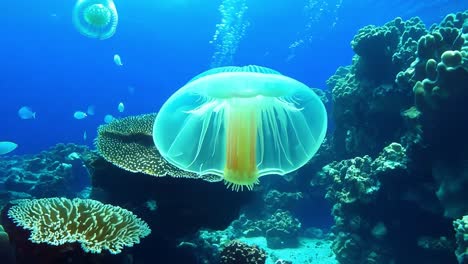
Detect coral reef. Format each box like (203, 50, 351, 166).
(328, 17, 427, 158)
(86, 153, 254, 262)
(396, 11, 468, 219)
(176, 186, 315, 262)
(319, 143, 457, 263)
(220, 240, 266, 264)
(0, 143, 92, 204)
(0, 224, 14, 264)
(317, 11, 468, 264)
(263, 190, 303, 214)
(231, 209, 302, 249)
(188, 227, 237, 263)
(7, 197, 150, 254)
(454, 215, 468, 264)
(1, 9, 467, 264)
(96, 113, 217, 180)
(186, 226, 336, 264)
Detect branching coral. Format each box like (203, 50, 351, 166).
(7, 197, 151, 254)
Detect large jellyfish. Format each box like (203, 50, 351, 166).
(72, 0, 118, 40)
(153, 65, 327, 191)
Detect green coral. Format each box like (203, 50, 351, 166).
(413, 50, 468, 113)
(372, 142, 407, 173)
(453, 215, 468, 263)
(396, 11, 468, 92)
(318, 143, 408, 264)
(319, 142, 406, 205)
(328, 17, 427, 157)
(351, 16, 427, 82)
(396, 11, 468, 219)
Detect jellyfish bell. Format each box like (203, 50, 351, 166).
(153, 65, 327, 191)
(72, 0, 118, 40)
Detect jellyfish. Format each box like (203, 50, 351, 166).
(72, 0, 118, 40)
(153, 65, 327, 191)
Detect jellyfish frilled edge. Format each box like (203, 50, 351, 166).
(153, 65, 327, 191)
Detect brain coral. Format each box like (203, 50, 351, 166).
(7, 197, 151, 254)
(220, 240, 266, 264)
(96, 113, 220, 181)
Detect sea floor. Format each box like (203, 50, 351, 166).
(239, 236, 337, 264)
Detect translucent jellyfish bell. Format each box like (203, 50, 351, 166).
(153, 65, 327, 191)
(72, 0, 118, 40)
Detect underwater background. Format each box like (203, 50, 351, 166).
(1, 0, 465, 154)
(1, 0, 468, 264)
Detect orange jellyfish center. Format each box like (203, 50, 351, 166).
(224, 98, 259, 191)
(84, 4, 111, 26)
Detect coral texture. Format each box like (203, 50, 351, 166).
(328, 17, 427, 158)
(220, 240, 266, 264)
(320, 143, 408, 263)
(397, 11, 468, 219)
(7, 197, 151, 254)
(96, 113, 221, 182)
(454, 215, 468, 263)
(0, 143, 92, 201)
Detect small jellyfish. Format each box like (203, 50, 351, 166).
(153, 65, 328, 191)
(72, 0, 118, 40)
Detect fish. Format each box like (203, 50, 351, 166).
(18, 106, 36, 119)
(118, 102, 125, 113)
(114, 54, 123, 66)
(0, 141, 18, 155)
(104, 114, 115, 123)
(87, 105, 95, 116)
(83, 131, 87, 141)
(74, 111, 87, 119)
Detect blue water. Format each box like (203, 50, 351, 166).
(1, 0, 467, 154)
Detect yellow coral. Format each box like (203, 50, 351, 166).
(7, 198, 151, 254)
